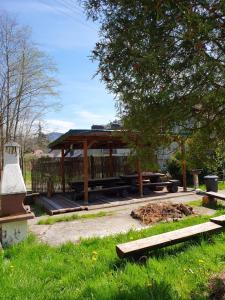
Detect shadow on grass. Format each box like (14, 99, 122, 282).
(148, 233, 221, 260)
(80, 281, 178, 300)
(202, 202, 225, 210)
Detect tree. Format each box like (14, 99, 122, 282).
(186, 130, 225, 174)
(84, 0, 225, 167)
(0, 12, 59, 168)
(36, 122, 48, 150)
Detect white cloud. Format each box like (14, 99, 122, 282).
(76, 110, 115, 126)
(45, 119, 76, 133)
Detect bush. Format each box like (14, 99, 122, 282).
(166, 157, 193, 186)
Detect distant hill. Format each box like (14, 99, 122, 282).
(47, 132, 63, 142)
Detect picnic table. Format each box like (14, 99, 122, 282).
(69, 172, 179, 201)
(120, 172, 164, 184)
(69, 177, 123, 190)
(69, 177, 130, 200)
(120, 172, 179, 193)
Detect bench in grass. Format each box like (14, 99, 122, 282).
(204, 191, 225, 201)
(116, 220, 224, 258)
(210, 215, 225, 225)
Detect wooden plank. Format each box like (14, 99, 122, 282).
(142, 181, 173, 187)
(38, 196, 82, 215)
(0, 213, 34, 224)
(73, 185, 130, 197)
(70, 177, 121, 186)
(120, 173, 164, 179)
(41, 196, 62, 210)
(210, 215, 225, 225)
(62, 198, 80, 208)
(89, 185, 130, 194)
(55, 198, 73, 208)
(116, 222, 222, 258)
(205, 192, 225, 201)
(49, 207, 82, 215)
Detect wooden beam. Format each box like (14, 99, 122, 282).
(83, 140, 89, 205)
(116, 221, 223, 258)
(61, 147, 65, 193)
(137, 159, 143, 197)
(65, 136, 123, 142)
(205, 192, 225, 201)
(211, 215, 225, 225)
(181, 141, 187, 192)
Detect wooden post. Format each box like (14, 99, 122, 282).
(181, 141, 187, 192)
(137, 159, 143, 197)
(61, 147, 65, 193)
(83, 140, 89, 204)
(109, 146, 113, 177)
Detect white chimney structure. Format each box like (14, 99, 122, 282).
(1, 142, 27, 194)
(0, 142, 34, 247)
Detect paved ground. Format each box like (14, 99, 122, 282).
(28, 190, 216, 246)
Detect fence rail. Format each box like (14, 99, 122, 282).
(31, 156, 133, 193)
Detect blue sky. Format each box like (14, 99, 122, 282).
(0, 0, 117, 133)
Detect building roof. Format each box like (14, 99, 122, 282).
(48, 129, 129, 150)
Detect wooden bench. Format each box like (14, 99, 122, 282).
(116, 221, 223, 258)
(69, 177, 122, 191)
(142, 180, 179, 193)
(88, 185, 131, 197)
(210, 215, 225, 225)
(205, 191, 225, 201)
(72, 184, 131, 200)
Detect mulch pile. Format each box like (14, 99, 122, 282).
(209, 272, 225, 300)
(131, 202, 194, 225)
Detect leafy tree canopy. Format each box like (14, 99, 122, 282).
(84, 0, 225, 164)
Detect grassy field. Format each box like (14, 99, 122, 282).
(1, 206, 225, 300)
(218, 181, 225, 190)
(37, 211, 112, 225)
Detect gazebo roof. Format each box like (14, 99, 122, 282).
(49, 129, 129, 150)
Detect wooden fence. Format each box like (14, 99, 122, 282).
(31, 156, 133, 193)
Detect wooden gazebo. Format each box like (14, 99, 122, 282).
(49, 129, 143, 204)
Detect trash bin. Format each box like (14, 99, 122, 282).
(204, 175, 218, 192)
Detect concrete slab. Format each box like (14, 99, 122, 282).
(30, 214, 148, 246)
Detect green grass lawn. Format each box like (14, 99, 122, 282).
(218, 181, 225, 190)
(1, 208, 225, 300)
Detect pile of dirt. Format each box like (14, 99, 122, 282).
(209, 272, 225, 300)
(131, 202, 194, 225)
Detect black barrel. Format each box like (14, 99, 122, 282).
(204, 175, 218, 192)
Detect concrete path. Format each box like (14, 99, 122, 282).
(29, 192, 212, 246)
